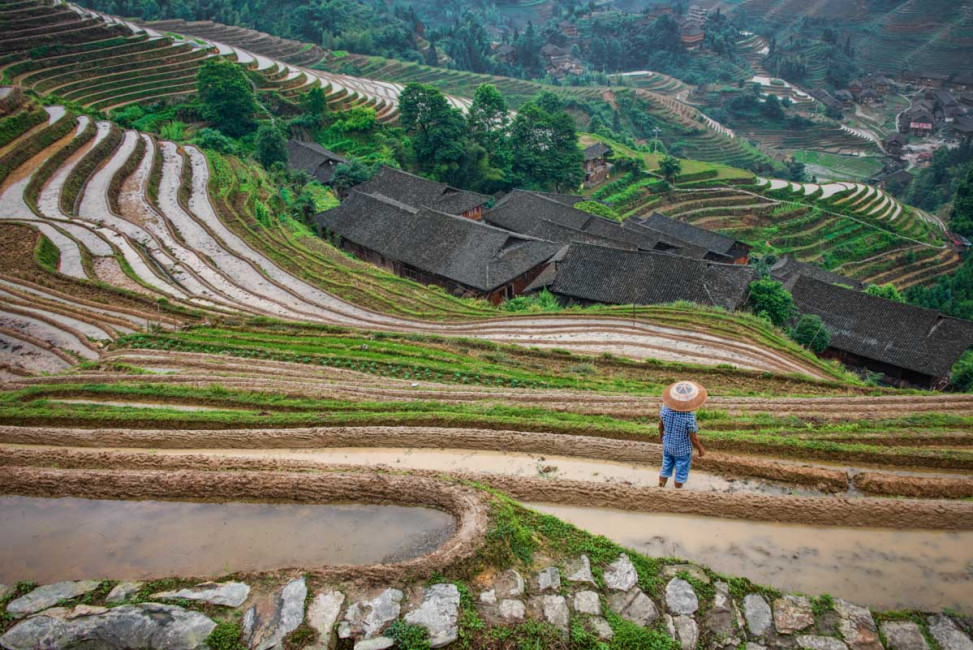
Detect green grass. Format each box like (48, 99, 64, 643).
(795, 150, 885, 181)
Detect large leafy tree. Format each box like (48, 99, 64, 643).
(468, 84, 511, 176)
(196, 59, 257, 138)
(509, 98, 584, 192)
(398, 83, 468, 177)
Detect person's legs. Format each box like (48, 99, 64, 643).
(659, 450, 675, 487)
(673, 454, 693, 488)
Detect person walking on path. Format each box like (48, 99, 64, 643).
(659, 380, 707, 488)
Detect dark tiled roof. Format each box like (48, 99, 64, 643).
(316, 191, 560, 292)
(287, 140, 347, 183)
(550, 244, 754, 310)
(487, 191, 677, 254)
(531, 191, 586, 207)
(353, 166, 489, 215)
(583, 142, 611, 161)
(770, 257, 865, 292)
(639, 213, 748, 257)
(790, 276, 973, 377)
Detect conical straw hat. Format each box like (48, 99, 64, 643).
(662, 380, 708, 412)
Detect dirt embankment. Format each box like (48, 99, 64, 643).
(0, 464, 489, 584)
(3, 448, 971, 530)
(0, 425, 849, 491)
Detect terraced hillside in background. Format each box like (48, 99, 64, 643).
(579, 137, 956, 289)
(719, 0, 973, 75)
(0, 90, 844, 384)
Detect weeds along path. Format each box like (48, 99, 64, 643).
(0, 111, 834, 380)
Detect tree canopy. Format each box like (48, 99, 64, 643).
(196, 58, 257, 138)
(748, 278, 797, 328)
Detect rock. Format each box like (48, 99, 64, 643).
(539, 595, 570, 634)
(743, 594, 773, 637)
(773, 595, 815, 634)
(152, 581, 251, 608)
(494, 570, 525, 599)
(353, 638, 394, 650)
(833, 599, 881, 650)
(340, 589, 403, 640)
(564, 556, 596, 585)
(499, 599, 525, 622)
(746, 644, 767, 650)
(666, 578, 699, 616)
(663, 564, 711, 584)
(535, 567, 561, 593)
(588, 616, 614, 641)
(5, 581, 102, 617)
(608, 588, 658, 626)
(0, 602, 216, 650)
(605, 554, 638, 592)
(106, 582, 143, 604)
(702, 581, 737, 638)
(479, 589, 497, 605)
(404, 584, 460, 649)
(306, 590, 345, 650)
(927, 615, 973, 650)
(796, 635, 850, 650)
(665, 614, 676, 638)
(242, 577, 307, 650)
(673, 615, 699, 650)
(573, 591, 601, 616)
(880, 621, 930, 650)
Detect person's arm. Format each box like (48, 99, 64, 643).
(690, 431, 705, 458)
(689, 414, 705, 457)
(658, 420, 665, 441)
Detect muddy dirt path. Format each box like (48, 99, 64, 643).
(2, 446, 970, 530)
(531, 504, 973, 615)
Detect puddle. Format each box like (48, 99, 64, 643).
(529, 504, 973, 614)
(96, 447, 821, 497)
(0, 496, 456, 583)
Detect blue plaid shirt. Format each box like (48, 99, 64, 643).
(661, 406, 698, 457)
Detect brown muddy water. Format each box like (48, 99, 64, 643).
(530, 504, 973, 614)
(0, 496, 456, 583)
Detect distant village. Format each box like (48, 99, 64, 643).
(288, 140, 973, 390)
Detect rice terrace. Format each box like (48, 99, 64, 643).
(1, 0, 972, 648)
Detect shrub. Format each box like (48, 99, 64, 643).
(865, 283, 904, 303)
(747, 278, 797, 328)
(194, 127, 235, 154)
(790, 314, 831, 355)
(950, 350, 973, 392)
(205, 621, 245, 650)
(387, 621, 430, 650)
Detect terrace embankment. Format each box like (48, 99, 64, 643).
(2, 447, 970, 530)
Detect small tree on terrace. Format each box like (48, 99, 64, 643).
(658, 155, 682, 185)
(197, 59, 257, 138)
(255, 124, 288, 169)
(790, 313, 831, 355)
(748, 277, 797, 328)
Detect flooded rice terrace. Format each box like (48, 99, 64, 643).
(531, 504, 973, 615)
(0, 496, 456, 583)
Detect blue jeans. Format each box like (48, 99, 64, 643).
(660, 451, 692, 484)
